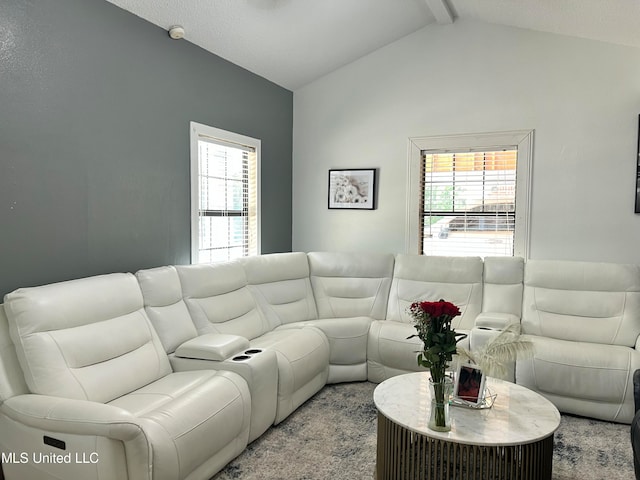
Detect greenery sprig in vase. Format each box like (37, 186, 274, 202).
(407, 299, 467, 431)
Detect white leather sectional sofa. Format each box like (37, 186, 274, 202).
(0, 252, 639, 480)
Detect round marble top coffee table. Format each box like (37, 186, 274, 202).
(374, 372, 561, 480)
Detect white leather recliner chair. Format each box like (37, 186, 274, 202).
(135, 264, 278, 442)
(274, 251, 395, 384)
(309, 251, 396, 383)
(0, 273, 251, 480)
(174, 262, 330, 424)
(368, 255, 483, 382)
(517, 259, 640, 423)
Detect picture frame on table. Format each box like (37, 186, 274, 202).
(453, 363, 486, 406)
(328, 168, 377, 210)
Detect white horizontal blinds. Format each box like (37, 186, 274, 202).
(197, 137, 257, 263)
(247, 148, 258, 256)
(421, 149, 517, 257)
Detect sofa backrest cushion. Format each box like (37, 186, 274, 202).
(387, 255, 483, 330)
(308, 252, 394, 320)
(0, 305, 28, 402)
(136, 266, 199, 354)
(176, 262, 269, 339)
(239, 252, 318, 329)
(522, 259, 640, 347)
(3, 273, 171, 403)
(482, 256, 524, 317)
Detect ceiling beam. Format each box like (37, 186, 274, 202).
(423, 0, 455, 24)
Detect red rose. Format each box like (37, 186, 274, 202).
(419, 301, 437, 317)
(417, 300, 460, 319)
(440, 301, 461, 318)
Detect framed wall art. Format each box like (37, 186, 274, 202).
(328, 168, 377, 210)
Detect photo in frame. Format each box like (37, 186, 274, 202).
(454, 363, 486, 405)
(328, 169, 377, 210)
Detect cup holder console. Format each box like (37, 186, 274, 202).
(232, 355, 251, 361)
(231, 348, 263, 361)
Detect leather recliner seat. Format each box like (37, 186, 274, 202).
(173, 262, 330, 425)
(1, 273, 251, 480)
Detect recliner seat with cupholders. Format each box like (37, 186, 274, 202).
(0, 273, 251, 480)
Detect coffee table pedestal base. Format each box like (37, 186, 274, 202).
(376, 412, 553, 480)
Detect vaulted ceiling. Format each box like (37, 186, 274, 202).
(105, 0, 640, 90)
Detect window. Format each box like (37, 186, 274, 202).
(190, 122, 260, 263)
(406, 131, 532, 258)
(421, 149, 517, 256)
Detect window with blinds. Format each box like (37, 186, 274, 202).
(190, 122, 260, 263)
(421, 149, 517, 257)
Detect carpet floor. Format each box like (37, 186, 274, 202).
(212, 381, 635, 480)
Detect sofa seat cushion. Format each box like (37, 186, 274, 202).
(169, 348, 278, 443)
(277, 317, 372, 383)
(108, 370, 251, 479)
(516, 335, 640, 423)
(367, 320, 470, 383)
(249, 327, 329, 423)
(277, 317, 371, 365)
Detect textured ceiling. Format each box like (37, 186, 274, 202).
(105, 0, 640, 90)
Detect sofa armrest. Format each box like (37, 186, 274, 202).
(174, 333, 250, 361)
(2, 394, 153, 479)
(2, 394, 144, 441)
(474, 312, 520, 330)
(471, 312, 520, 353)
(470, 313, 522, 382)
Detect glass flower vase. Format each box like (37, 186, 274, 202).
(428, 377, 453, 432)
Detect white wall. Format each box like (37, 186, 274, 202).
(292, 19, 640, 262)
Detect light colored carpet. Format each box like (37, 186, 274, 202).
(212, 382, 634, 480)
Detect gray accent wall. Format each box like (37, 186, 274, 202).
(0, 0, 293, 297)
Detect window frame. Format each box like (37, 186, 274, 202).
(190, 121, 261, 263)
(406, 130, 533, 258)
